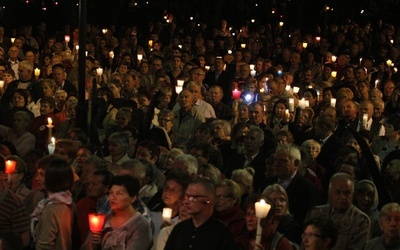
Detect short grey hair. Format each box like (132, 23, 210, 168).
(174, 154, 198, 176)
(276, 143, 301, 162)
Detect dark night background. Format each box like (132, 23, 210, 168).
(0, 0, 400, 34)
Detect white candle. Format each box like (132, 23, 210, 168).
(331, 71, 337, 78)
(285, 85, 291, 92)
(250, 70, 256, 77)
(109, 51, 114, 58)
(48, 137, 56, 155)
(250, 64, 255, 71)
(177, 80, 184, 87)
(64, 35, 70, 43)
(298, 98, 307, 109)
(293, 86, 300, 94)
(362, 114, 368, 127)
(96, 68, 103, 76)
(137, 54, 143, 61)
(76, 45, 79, 51)
(375, 80, 379, 89)
(387, 59, 392, 67)
(285, 109, 290, 117)
(302, 42, 308, 49)
(0, 80, 4, 88)
(279, 22, 284, 27)
(228, 50, 232, 54)
(330, 98, 336, 108)
(11, 37, 15, 43)
(47, 118, 53, 126)
(332, 55, 337, 62)
(241, 43, 246, 49)
(162, 208, 172, 223)
(289, 98, 294, 112)
(175, 86, 183, 94)
(205, 65, 210, 71)
(255, 199, 271, 244)
(305, 100, 309, 108)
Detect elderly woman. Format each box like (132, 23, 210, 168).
(104, 132, 131, 173)
(6, 155, 30, 201)
(231, 167, 255, 208)
(0, 110, 35, 157)
(214, 179, 246, 238)
(161, 148, 184, 174)
(263, 184, 302, 245)
(149, 109, 175, 149)
(235, 194, 294, 250)
(211, 119, 231, 149)
(83, 175, 152, 250)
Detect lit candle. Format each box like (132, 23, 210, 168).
(250, 70, 256, 77)
(255, 199, 271, 245)
(390, 39, 394, 44)
(137, 54, 143, 61)
(375, 80, 379, 89)
(11, 37, 15, 43)
(162, 208, 172, 223)
(205, 65, 210, 71)
(330, 98, 336, 108)
(302, 42, 308, 49)
(47, 118, 53, 126)
(250, 64, 255, 71)
(298, 98, 307, 109)
(279, 22, 284, 27)
(251, 19, 255, 23)
(285, 85, 291, 92)
(102, 29, 107, 34)
(96, 68, 103, 76)
(175, 86, 183, 94)
(177, 80, 184, 87)
(288, 98, 294, 112)
(259, 88, 265, 93)
(76, 45, 79, 51)
(285, 109, 290, 117)
(64, 35, 70, 43)
(387, 59, 392, 67)
(332, 55, 337, 62)
(316, 36, 321, 42)
(48, 137, 55, 155)
(277, 70, 282, 76)
(0, 80, 4, 88)
(362, 113, 368, 128)
(34, 68, 40, 77)
(109, 51, 114, 59)
(307, 85, 313, 89)
(305, 100, 310, 108)
(232, 89, 242, 100)
(331, 71, 337, 78)
(228, 50, 232, 54)
(5, 160, 17, 183)
(241, 43, 246, 49)
(88, 213, 106, 233)
(178, 44, 182, 49)
(293, 86, 300, 94)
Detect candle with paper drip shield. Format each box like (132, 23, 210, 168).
(137, 54, 143, 61)
(64, 35, 70, 44)
(96, 68, 103, 76)
(109, 51, 114, 59)
(288, 98, 295, 112)
(48, 137, 56, 155)
(331, 55, 337, 62)
(362, 114, 368, 128)
(177, 80, 184, 87)
(0, 80, 4, 88)
(34, 68, 41, 77)
(293, 86, 300, 94)
(298, 98, 307, 109)
(88, 213, 106, 233)
(205, 65, 210, 71)
(175, 86, 183, 94)
(162, 208, 172, 223)
(5, 160, 17, 183)
(331, 71, 337, 78)
(255, 199, 271, 245)
(330, 98, 336, 108)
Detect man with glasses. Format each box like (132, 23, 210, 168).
(165, 179, 237, 250)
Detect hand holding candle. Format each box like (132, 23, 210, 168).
(88, 213, 106, 233)
(48, 137, 56, 155)
(362, 113, 368, 128)
(5, 160, 17, 183)
(232, 89, 242, 100)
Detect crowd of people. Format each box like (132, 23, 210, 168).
(0, 14, 399, 250)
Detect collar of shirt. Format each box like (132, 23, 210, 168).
(278, 171, 297, 189)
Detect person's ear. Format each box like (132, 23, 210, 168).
(323, 237, 331, 248)
(130, 195, 137, 204)
(294, 159, 300, 167)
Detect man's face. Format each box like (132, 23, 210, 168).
(356, 69, 367, 81)
(18, 65, 32, 81)
(208, 87, 222, 104)
(25, 52, 35, 63)
(373, 102, 384, 118)
(178, 90, 194, 109)
(274, 149, 298, 180)
(8, 46, 19, 60)
(183, 184, 210, 216)
(302, 225, 329, 250)
(379, 211, 400, 241)
(40, 102, 54, 115)
(152, 59, 163, 71)
(86, 175, 108, 198)
(341, 100, 357, 119)
(345, 67, 355, 80)
(359, 102, 373, 119)
(123, 75, 135, 91)
(214, 59, 224, 71)
(243, 130, 263, 154)
(187, 85, 201, 102)
(248, 104, 263, 125)
(384, 81, 396, 97)
(53, 68, 65, 85)
(328, 178, 353, 212)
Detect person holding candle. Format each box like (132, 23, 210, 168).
(5, 155, 30, 202)
(267, 98, 292, 135)
(358, 100, 385, 137)
(82, 175, 152, 250)
(31, 157, 75, 249)
(289, 107, 315, 145)
(235, 194, 294, 250)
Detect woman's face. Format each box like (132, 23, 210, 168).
(158, 92, 172, 108)
(12, 92, 26, 107)
(386, 159, 400, 181)
(115, 114, 130, 128)
(44, 56, 51, 66)
(212, 124, 227, 140)
(109, 185, 135, 212)
(268, 191, 287, 218)
(76, 148, 92, 167)
(162, 180, 184, 207)
(215, 186, 236, 212)
(245, 207, 258, 232)
(108, 83, 121, 98)
(195, 129, 211, 143)
(3, 73, 14, 84)
(108, 139, 126, 157)
(274, 103, 286, 118)
(43, 83, 54, 97)
(140, 63, 149, 74)
(355, 185, 375, 212)
(297, 110, 311, 127)
(158, 115, 174, 132)
(164, 151, 181, 170)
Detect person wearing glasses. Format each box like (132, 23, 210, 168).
(214, 179, 245, 238)
(165, 179, 237, 250)
(302, 217, 338, 250)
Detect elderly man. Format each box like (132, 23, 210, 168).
(1, 60, 42, 105)
(365, 203, 400, 249)
(204, 57, 234, 104)
(171, 89, 205, 147)
(51, 64, 77, 95)
(264, 144, 321, 224)
(359, 99, 385, 137)
(186, 81, 216, 119)
(306, 173, 370, 250)
(165, 179, 237, 250)
(207, 85, 232, 120)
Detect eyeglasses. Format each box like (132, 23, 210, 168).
(302, 233, 323, 239)
(216, 195, 232, 200)
(184, 193, 208, 203)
